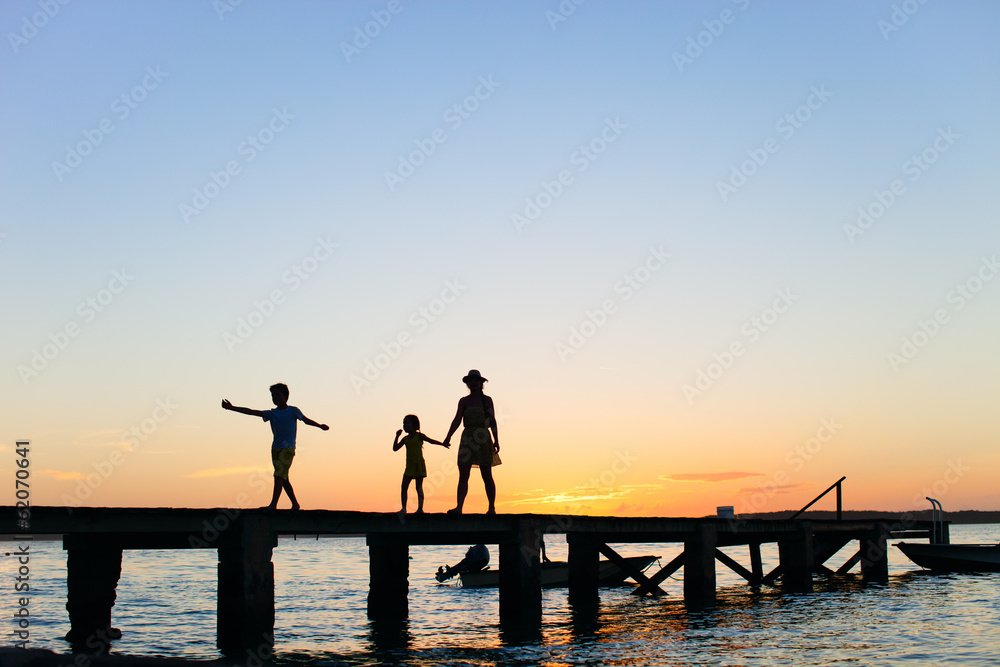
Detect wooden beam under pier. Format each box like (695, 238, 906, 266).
(598, 543, 666, 596)
(631, 552, 685, 597)
(714, 548, 758, 584)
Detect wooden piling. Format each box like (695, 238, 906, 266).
(778, 523, 814, 592)
(860, 522, 890, 581)
(63, 536, 123, 647)
(217, 515, 276, 656)
(749, 542, 763, 583)
(366, 535, 409, 619)
(498, 520, 542, 625)
(567, 535, 600, 605)
(683, 523, 716, 603)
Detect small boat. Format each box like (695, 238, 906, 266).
(895, 497, 1000, 573)
(458, 554, 659, 589)
(895, 542, 1000, 572)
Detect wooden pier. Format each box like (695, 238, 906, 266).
(0, 507, 938, 655)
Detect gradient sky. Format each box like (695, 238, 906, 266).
(2, 0, 998, 517)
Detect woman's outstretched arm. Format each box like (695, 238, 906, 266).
(442, 397, 466, 446)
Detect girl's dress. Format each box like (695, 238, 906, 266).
(402, 433, 426, 477)
(458, 404, 497, 468)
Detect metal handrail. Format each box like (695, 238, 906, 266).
(926, 497, 943, 544)
(789, 476, 846, 520)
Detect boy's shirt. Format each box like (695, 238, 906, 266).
(261, 406, 305, 449)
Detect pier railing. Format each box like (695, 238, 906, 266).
(790, 475, 846, 520)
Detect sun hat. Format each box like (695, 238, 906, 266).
(462, 369, 488, 383)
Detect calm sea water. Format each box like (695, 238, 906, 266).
(3, 524, 999, 665)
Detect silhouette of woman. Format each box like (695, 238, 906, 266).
(442, 370, 499, 514)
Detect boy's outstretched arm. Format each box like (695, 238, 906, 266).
(221, 399, 264, 417)
(302, 415, 330, 431)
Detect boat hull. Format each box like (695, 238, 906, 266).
(458, 555, 658, 588)
(896, 542, 1000, 572)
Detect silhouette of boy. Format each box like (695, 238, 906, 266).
(221, 383, 328, 510)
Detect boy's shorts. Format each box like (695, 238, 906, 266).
(271, 448, 295, 479)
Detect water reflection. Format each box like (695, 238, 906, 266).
(367, 616, 412, 654)
(568, 597, 600, 638)
(499, 617, 543, 645)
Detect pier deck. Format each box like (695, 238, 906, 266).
(1, 507, 938, 655)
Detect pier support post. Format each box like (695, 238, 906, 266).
(63, 536, 123, 648)
(499, 520, 542, 626)
(366, 535, 409, 619)
(860, 522, 890, 581)
(683, 523, 717, 603)
(567, 534, 600, 606)
(217, 515, 276, 656)
(749, 542, 763, 584)
(778, 523, 814, 592)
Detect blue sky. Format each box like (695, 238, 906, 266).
(2, 0, 998, 513)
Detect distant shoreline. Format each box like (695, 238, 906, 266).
(734, 509, 1000, 524)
